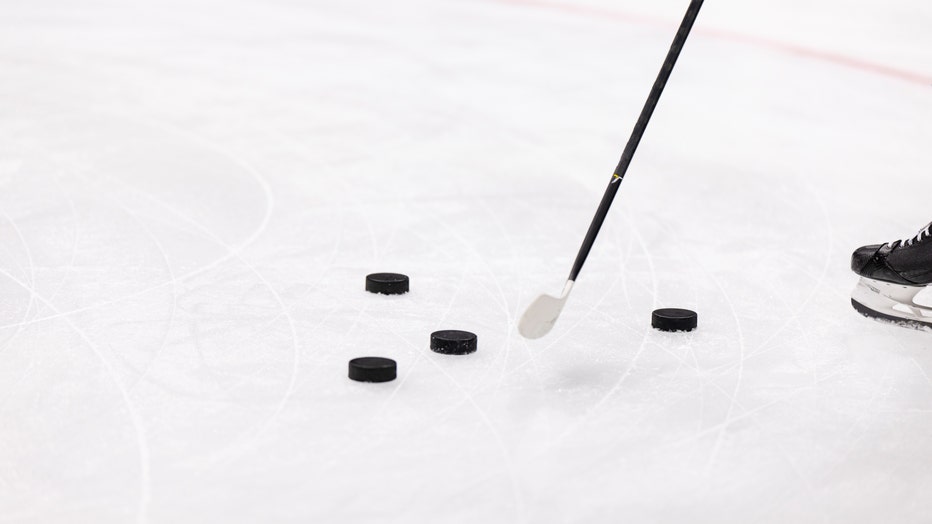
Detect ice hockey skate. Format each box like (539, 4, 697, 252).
(851, 222, 932, 330)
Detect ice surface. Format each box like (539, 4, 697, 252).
(1, 0, 931, 522)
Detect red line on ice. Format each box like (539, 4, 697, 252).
(494, 0, 932, 87)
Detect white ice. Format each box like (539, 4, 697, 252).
(1, 0, 931, 522)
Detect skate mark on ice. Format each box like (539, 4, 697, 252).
(112, 171, 303, 458)
(475, 196, 530, 394)
(44, 174, 81, 306)
(911, 357, 932, 389)
(0, 267, 152, 524)
(696, 269, 747, 476)
(0, 135, 273, 331)
(67, 168, 182, 393)
(550, 216, 658, 445)
(0, 211, 38, 357)
(415, 207, 528, 521)
(76, 114, 305, 460)
(746, 173, 835, 366)
(662, 375, 833, 451)
(822, 363, 894, 482)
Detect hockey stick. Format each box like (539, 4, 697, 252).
(519, 0, 705, 339)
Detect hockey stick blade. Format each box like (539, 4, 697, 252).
(518, 281, 574, 339)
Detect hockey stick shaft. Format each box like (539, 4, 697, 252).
(568, 0, 704, 282)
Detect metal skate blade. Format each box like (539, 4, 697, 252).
(852, 277, 932, 331)
(852, 298, 932, 331)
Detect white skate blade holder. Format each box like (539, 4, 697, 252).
(852, 277, 932, 329)
(519, 281, 574, 339)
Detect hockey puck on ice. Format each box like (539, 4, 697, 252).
(651, 308, 698, 332)
(430, 330, 478, 355)
(365, 273, 410, 295)
(348, 357, 397, 383)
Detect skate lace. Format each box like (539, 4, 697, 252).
(900, 222, 932, 247)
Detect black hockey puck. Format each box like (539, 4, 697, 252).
(365, 273, 409, 295)
(430, 330, 478, 355)
(651, 308, 698, 332)
(348, 357, 397, 383)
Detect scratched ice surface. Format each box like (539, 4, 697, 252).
(1, 0, 931, 522)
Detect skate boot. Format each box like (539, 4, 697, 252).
(851, 222, 932, 330)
